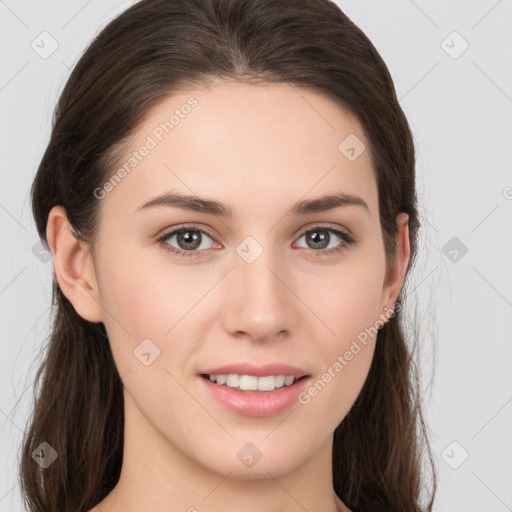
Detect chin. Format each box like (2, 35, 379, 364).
(194, 442, 307, 481)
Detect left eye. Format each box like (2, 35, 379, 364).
(294, 227, 349, 252)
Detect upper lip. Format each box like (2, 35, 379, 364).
(200, 362, 310, 379)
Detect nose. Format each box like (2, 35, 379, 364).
(222, 247, 296, 343)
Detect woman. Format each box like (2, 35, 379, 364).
(20, 0, 437, 511)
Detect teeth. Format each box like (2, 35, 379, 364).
(207, 374, 301, 391)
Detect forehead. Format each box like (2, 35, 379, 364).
(98, 79, 377, 221)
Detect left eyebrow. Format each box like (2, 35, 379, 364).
(136, 190, 370, 217)
(290, 192, 370, 216)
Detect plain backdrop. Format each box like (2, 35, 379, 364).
(1, 1, 511, 511)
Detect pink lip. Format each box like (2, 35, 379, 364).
(198, 374, 311, 417)
(199, 362, 309, 379)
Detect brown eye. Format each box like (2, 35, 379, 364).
(175, 229, 202, 250)
(157, 226, 217, 258)
(295, 226, 354, 255)
(304, 229, 331, 250)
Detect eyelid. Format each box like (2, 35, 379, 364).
(293, 221, 354, 240)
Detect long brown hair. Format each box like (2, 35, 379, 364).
(20, 0, 437, 510)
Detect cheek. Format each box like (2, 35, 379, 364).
(298, 294, 378, 428)
(97, 244, 193, 334)
(307, 254, 385, 345)
(95, 246, 216, 382)
(297, 255, 384, 417)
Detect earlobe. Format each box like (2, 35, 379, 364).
(46, 206, 103, 323)
(379, 212, 411, 322)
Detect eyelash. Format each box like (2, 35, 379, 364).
(156, 223, 356, 259)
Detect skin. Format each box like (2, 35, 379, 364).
(46, 79, 410, 512)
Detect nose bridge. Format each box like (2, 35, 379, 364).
(225, 235, 293, 339)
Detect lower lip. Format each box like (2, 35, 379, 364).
(198, 375, 311, 417)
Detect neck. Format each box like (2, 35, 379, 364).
(93, 391, 350, 512)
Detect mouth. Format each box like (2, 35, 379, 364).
(199, 373, 309, 393)
(197, 371, 312, 417)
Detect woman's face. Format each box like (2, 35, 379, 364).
(71, 80, 408, 479)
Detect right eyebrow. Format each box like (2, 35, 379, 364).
(137, 191, 232, 217)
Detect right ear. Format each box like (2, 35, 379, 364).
(46, 206, 104, 323)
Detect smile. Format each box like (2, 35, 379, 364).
(198, 374, 311, 417)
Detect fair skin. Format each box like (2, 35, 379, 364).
(46, 79, 410, 512)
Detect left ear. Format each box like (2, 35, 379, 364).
(379, 212, 411, 318)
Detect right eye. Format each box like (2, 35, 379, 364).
(157, 225, 219, 258)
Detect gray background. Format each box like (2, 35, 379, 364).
(1, 0, 511, 510)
